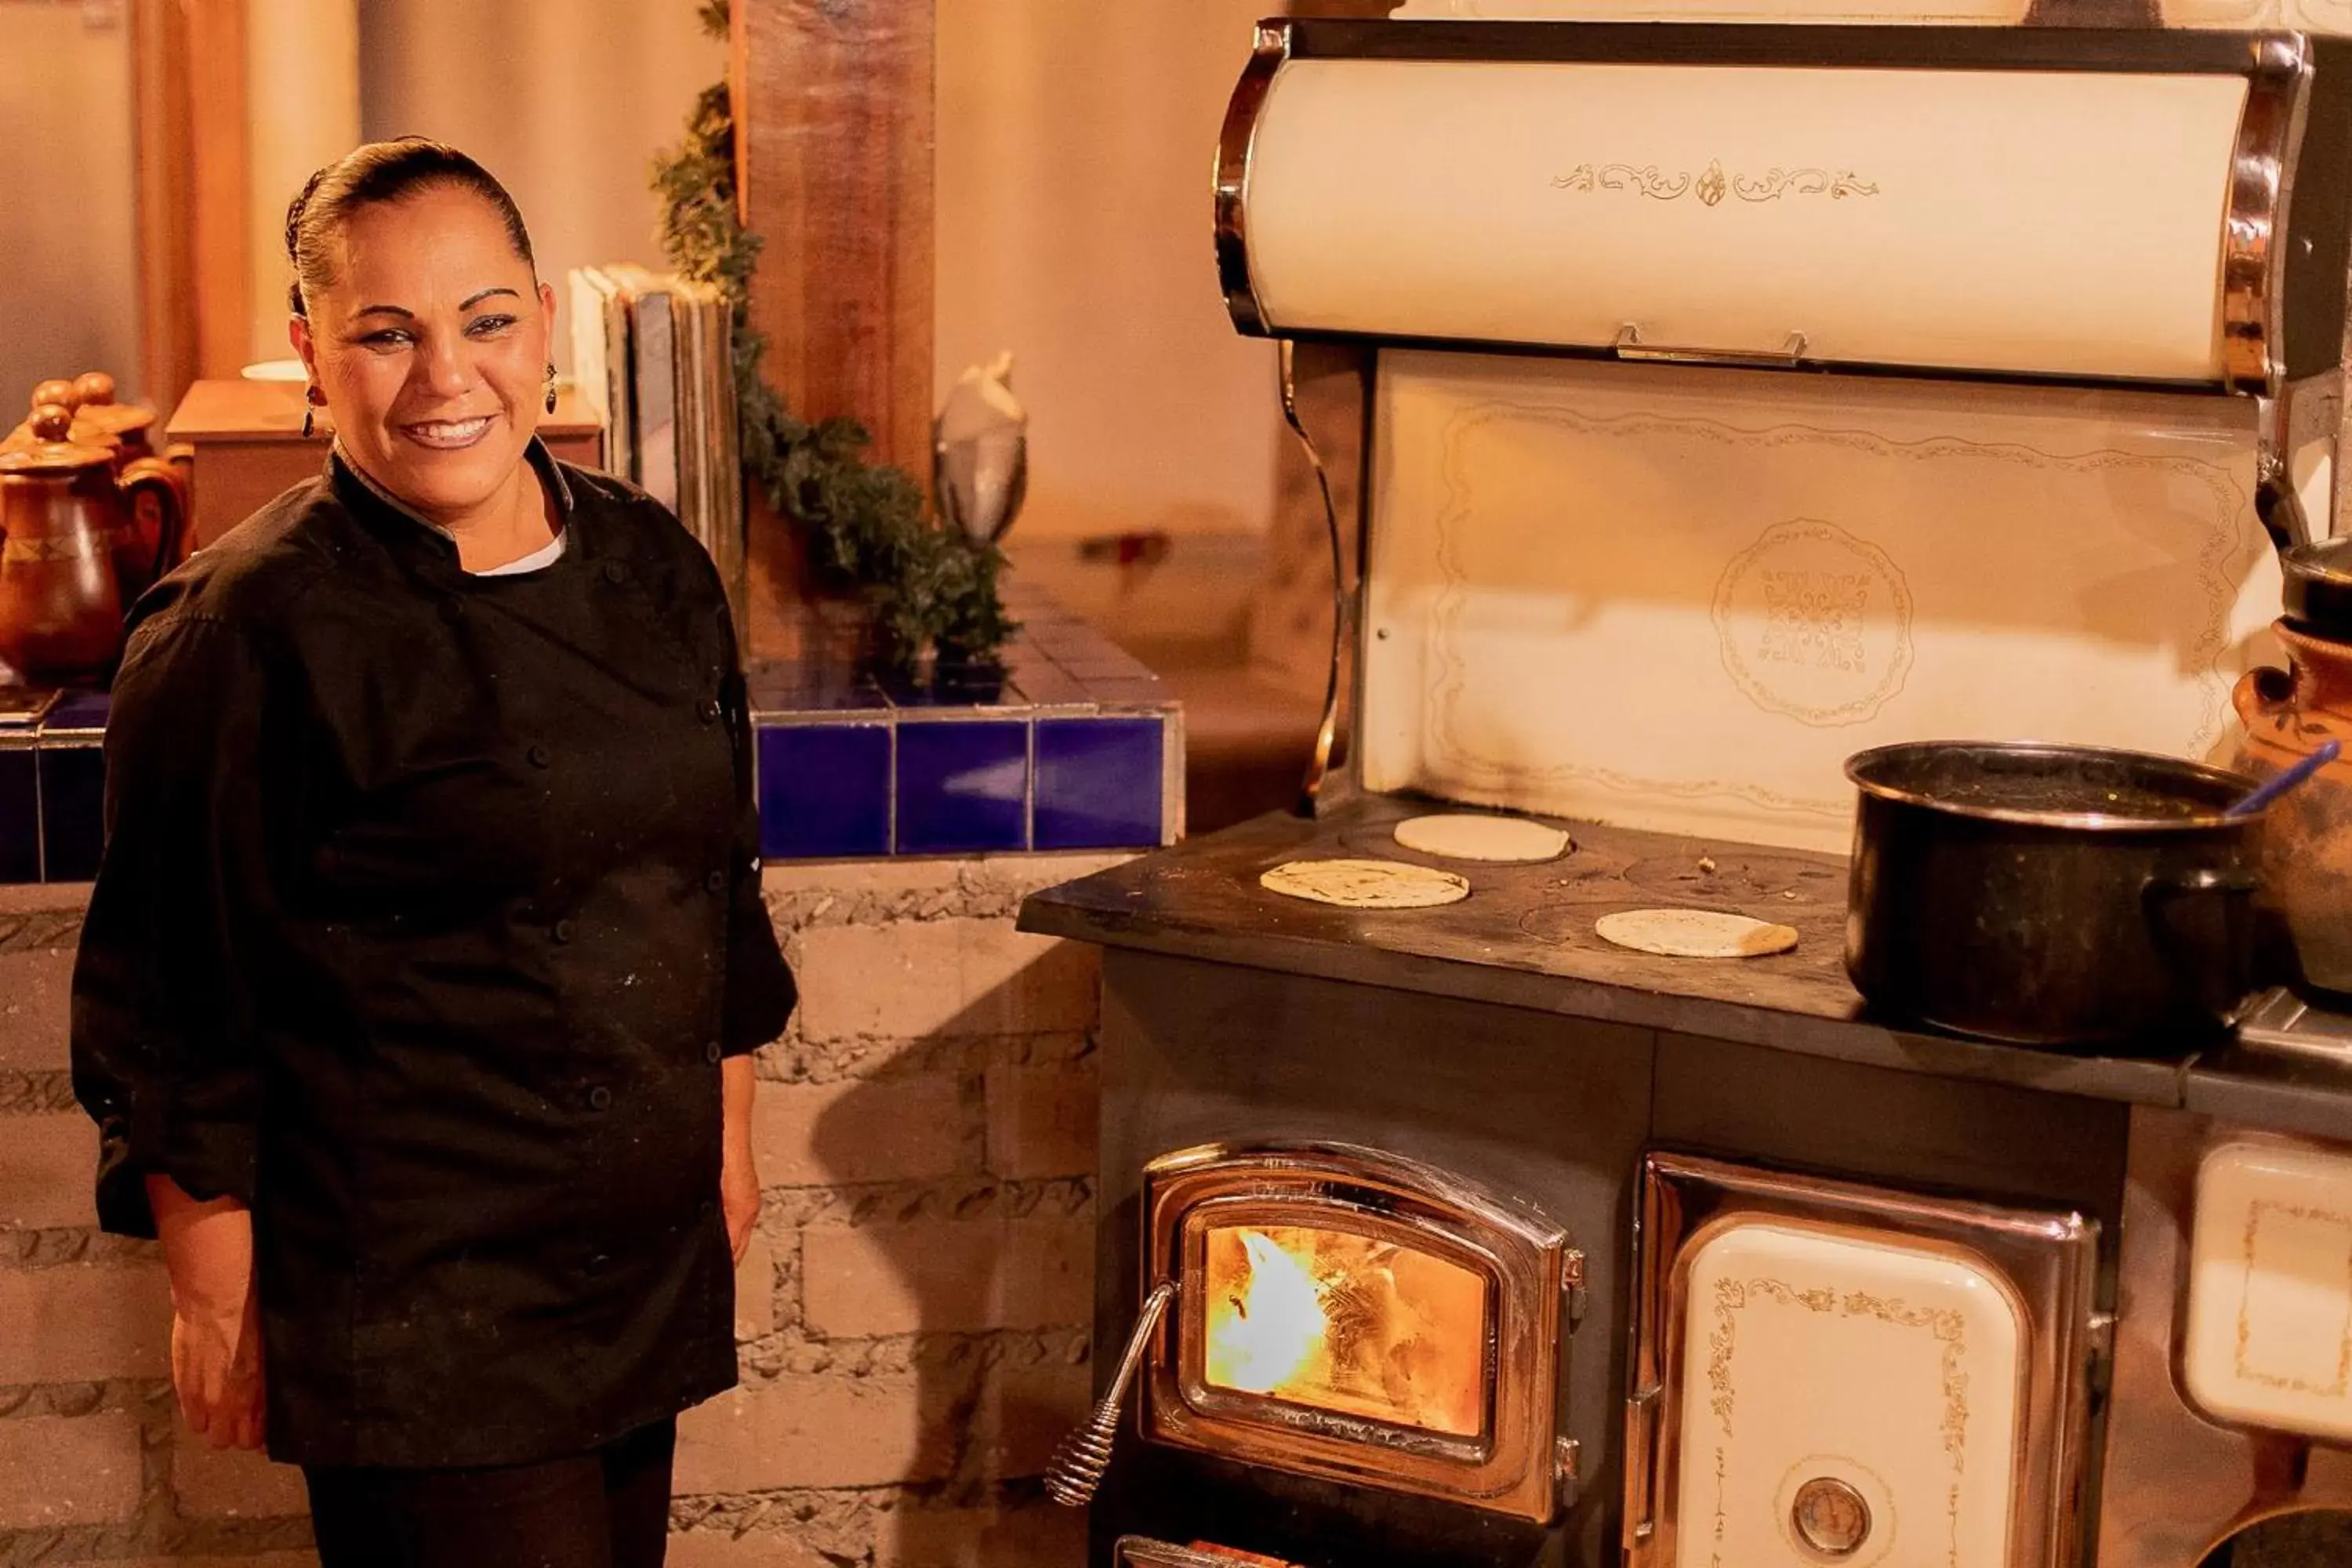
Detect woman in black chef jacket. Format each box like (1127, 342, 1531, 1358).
(70, 138, 795, 1568)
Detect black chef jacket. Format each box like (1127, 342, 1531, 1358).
(70, 442, 796, 1468)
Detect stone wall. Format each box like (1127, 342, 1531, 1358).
(0, 855, 1120, 1568)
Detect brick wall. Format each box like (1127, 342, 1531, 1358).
(0, 855, 1120, 1568)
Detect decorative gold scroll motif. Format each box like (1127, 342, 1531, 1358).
(1551, 158, 1878, 207)
(1704, 1276, 1970, 1568)
(2234, 1200, 2352, 1398)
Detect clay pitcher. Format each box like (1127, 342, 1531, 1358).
(2233, 616, 2352, 996)
(0, 405, 178, 682)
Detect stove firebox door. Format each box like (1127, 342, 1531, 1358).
(1141, 1143, 1581, 1523)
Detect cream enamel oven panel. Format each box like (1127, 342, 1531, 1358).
(1243, 58, 2242, 382)
(2184, 1139, 2352, 1442)
(1360, 350, 2282, 852)
(1389, 1, 2026, 18)
(1628, 1155, 2100, 1568)
(1673, 1220, 2024, 1568)
(2165, 0, 2352, 32)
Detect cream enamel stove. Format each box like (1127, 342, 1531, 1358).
(1023, 15, 2352, 1568)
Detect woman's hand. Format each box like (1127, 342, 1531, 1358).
(147, 1176, 267, 1450)
(720, 1054, 760, 1265)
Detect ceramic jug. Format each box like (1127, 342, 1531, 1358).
(6, 374, 187, 593)
(0, 405, 183, 682)
(2234, 615, 2352, 996)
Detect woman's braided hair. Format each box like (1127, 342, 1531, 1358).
(284, 138, 536, 318)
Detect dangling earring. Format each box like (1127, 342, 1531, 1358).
(543, 363, 557, 416)
(302, 385, 325, 440)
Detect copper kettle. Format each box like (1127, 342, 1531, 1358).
(0, 405, 186, 683)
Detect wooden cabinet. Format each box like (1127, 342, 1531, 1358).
(164, 379, 604, 547)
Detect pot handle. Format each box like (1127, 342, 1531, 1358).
(2144, 866, 2261, 1024)
(2147, 866, 2262, 902)
(2234, 665, 2291, 730)
(1045, 1279, 1177, 1508)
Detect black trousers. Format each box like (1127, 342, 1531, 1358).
(303, 1418, 675, 1568)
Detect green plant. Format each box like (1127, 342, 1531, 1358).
(650, 0, 1014, 675)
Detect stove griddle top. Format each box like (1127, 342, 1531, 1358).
(1022, 799, 2216, 1115)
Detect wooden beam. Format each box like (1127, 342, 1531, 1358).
(186, 0, 252, 379)
(731, 0, 935, 481)
(130, 0, 198, 413)
(728, 0, 937, 664)
(132, 0, 252, 411)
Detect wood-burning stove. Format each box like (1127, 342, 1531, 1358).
(1024, 16, 2352, 1566)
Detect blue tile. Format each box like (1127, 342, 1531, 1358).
(0, 747, 35, 884)
(38, 744, 104, 881)
(897, 720, 1029, 855)
(757, 724, 892, 859)
(746, 661, 890, 715)
(1034, 717, 1164, 851)
(877, 662, 1015, 710)
(41, 690, 111, 734)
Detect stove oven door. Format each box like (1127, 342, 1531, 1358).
(1625, 1152, 2100, 1568)
(1139, 1142, 1581, 1524)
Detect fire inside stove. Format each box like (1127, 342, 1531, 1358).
(1200, 1223, 1492, 1438)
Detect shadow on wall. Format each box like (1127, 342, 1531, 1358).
(670, 866, 1114, 1568)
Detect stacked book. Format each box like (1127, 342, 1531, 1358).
(568, 265, 746, 623)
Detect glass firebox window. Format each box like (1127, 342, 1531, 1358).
(1200, 1224, 1490, 1438)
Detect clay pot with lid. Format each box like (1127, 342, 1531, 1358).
(0, 405, 184, 682)
(2231, 536, 2352, 996)
(5, 374, 188, 589)
(59, 372, 161, 463)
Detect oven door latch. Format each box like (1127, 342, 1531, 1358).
(1046, 1279, 1178, 1508)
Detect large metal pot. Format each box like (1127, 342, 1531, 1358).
(1844, 742, 2262, 1051)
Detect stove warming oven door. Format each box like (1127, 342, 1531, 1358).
(1626, 1152, 2102, 1568)
(1137, 1143, 1582, 1525)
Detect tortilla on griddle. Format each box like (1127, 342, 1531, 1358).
(1261, 858, 1472, 909)
(1392, 813, 1572, 864)
(1595, 908, 1798, 958)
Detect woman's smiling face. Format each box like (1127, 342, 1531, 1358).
(290, 183, 557, 526)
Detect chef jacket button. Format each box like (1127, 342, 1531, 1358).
(603, 561, 630, 585)
(586, 1084, 613, 1112)
(697, 698, 721, 724)
(699, 1199, 717, 1220)
(585, 1252, 611, 1276)
(528, 743, 552, 768)
(704, 1040, 723, 1064)
(705, 869, 726, 895)
(552, 919, 575, 945)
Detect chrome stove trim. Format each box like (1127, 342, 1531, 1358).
(1140, 1141, 1577, 1523)
(1625, 1152, 2103, 1568)
(1214, 22, 1287, 338)
(2096, 1107, 2352, 1568)
(2225, 34, 2311, 396)
(1278, 340, 1346, 815)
